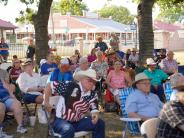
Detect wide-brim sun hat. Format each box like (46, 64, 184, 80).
(146, 58, 156, 65)
(22, 58, 33, 66)
(74, 68, 97, 81)
(133, 72, 151, 85)
(170, 73, 184, 90)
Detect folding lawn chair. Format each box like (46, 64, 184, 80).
(42, 96, 91, 138)
(14, 83, 38, 117)
(119, 87, 141, 138)
(163, 81, 173, 102)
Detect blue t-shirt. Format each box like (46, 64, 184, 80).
(116, 51, 125, 59)
(0, 80, 9, 99)
(0, 43, 9, 55)
(40, 62, 58, 75)
(47, 68, 73, 83)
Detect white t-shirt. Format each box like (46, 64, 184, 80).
(17, 72, 42, 95)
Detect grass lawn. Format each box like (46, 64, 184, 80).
(4, 112, 125, 138)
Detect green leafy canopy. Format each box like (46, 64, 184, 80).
(98, 5, 134, 24)
(52, 0, 88, 16)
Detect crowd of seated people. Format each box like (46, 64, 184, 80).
(0, 34, 183, 138)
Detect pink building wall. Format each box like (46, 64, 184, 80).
(154, 29, 184, 51)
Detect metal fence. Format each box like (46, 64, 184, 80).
(7, 40, 136, 61)
(8, 43, 28, 61)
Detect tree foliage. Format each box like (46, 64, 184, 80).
(0, 0, 52, 64)
(157, 6, 184, 23)
(156, 0, 184, 23)
(52, 0, 88, 16)
(132, 0, 184, 63)
(133, 0, 184, 23)
(98, 5, 134, 24)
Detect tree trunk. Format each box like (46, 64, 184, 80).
(33, 0, 53, 64)
(137, 0, 155, 63)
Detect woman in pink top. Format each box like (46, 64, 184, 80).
(106, 60, 132, 104)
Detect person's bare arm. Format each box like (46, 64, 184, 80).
(2, 80, 15, 97)
(43, 83, 52, 112)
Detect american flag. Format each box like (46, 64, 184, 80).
(62, 94, 98, 122)
(52, 81, 70, 95)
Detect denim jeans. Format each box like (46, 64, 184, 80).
(52, 117, 105, 138)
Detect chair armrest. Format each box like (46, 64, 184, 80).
(120, 117, 141, 122)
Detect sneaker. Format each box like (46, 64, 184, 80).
(16, 126, 27, 134)
(0, 128, 13, 138)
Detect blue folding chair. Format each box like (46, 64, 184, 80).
(178, 66, 184, 75)
(163, 81, 173, 102)
(119, 87, 141, 138)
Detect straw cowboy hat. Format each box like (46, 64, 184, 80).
(133, 72, 151, 85)
(74, 69, 97, 81)
(170, 73, 184, 90)
(146, 58, 157, 65)
(22, 58, 33, 66)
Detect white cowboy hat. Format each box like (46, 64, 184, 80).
(146, 58, 156, 65)
(74, 69, 97, 81)
(133, 72, 151, 85)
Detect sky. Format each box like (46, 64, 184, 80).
(0, 0, 157, 24)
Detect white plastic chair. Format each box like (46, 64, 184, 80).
(140, 118, 159, 138)
(48, 96, 91, 138)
